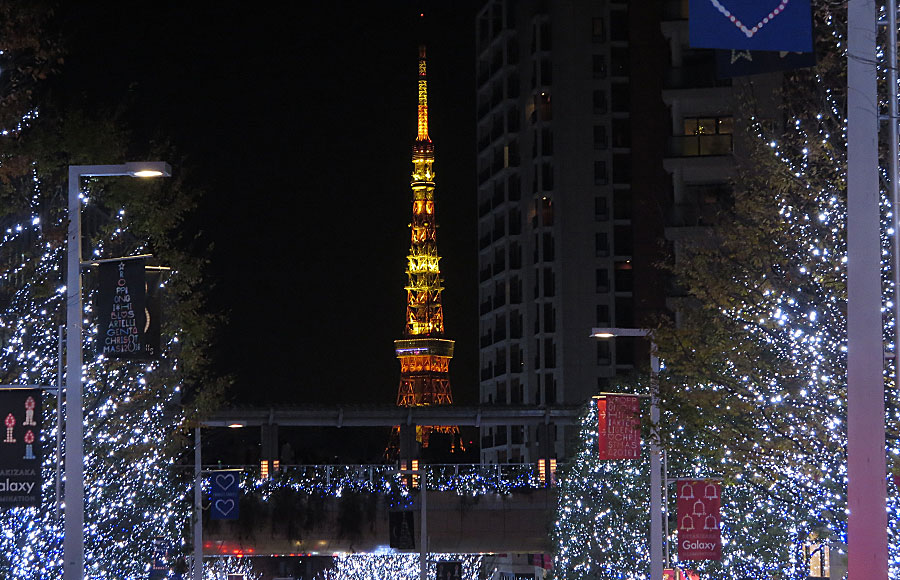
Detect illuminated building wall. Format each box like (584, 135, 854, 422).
(393, 46, 458, 447)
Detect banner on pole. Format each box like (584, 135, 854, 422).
(677, 479, 722, 560)
(209, 469, 241, 520)
(664, 569, 700, 580)
(597, 395, 640, 460)
(715, 49, 816, 78)
(436, 561, 462, 580)
(689, 0, 813, 52)
(144, 270, 162, 357)
(148, 537, 171, 580)
(96, 258, 160, 360)
(0, 389, 41, 508)
(388, 510, 415, 549)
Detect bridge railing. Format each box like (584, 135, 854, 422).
(203, 463, 559, 497)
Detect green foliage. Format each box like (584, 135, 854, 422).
(0, 1, 227, 576)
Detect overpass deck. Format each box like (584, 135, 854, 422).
(201, 463, 559, 556)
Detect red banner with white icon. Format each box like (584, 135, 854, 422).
(677, 479, 722, 560)
(597, 395, 640, 460)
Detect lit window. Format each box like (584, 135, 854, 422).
(805, 541, 830, 578)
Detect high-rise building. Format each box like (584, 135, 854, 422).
(476, 0, 744, 464)
(392, 46, 460, 453)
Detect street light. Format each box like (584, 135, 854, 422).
(591, 327, 664, 580)
(64, 162, 171, 580)
(395, 465, 427, 580)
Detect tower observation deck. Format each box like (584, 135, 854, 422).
(393, 46, 459, 450)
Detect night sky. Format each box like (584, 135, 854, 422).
(58, 2, 480, 408)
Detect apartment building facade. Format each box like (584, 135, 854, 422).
(476, 0, 739, 464)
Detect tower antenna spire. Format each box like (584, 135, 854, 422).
(417, 44, 430, 142)
(388, 44, 461, 458)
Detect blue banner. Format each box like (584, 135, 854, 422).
(690, 0, 813, 52)
(715, 49, 816, 78)
(148, 537, 170, 580)
(209, 470, 241, 520)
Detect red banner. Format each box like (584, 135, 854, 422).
(597, 395, 640, 460)
(664, 569, 699, 580)
(677, 479, 722, 560)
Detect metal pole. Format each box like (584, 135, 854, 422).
(590, 328, 664, 577)
(62, 163, 169, 580)
(888, 0, 900, 418)
(649, 342, 662, 580)
(194, 427, 203, 580)
(420, 466, 427, 580)
(56, 325, 64, 519)
(63, 166, 85, 580)
(847, 0, 888, 577)
(663, 449, 670, 568)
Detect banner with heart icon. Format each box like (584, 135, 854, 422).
(209, 469, 241, 520)
(689, 0, 813, 52)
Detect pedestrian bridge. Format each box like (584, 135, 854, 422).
(201, 464, 558, 556)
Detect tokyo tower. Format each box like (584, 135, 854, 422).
(391, 45, 460, 452)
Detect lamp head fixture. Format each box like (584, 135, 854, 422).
(125, 161, 171, 178)
(590, 327, 650, 338)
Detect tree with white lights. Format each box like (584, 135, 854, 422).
(0, 4, 221, 577)
(555, 3, 900, 578)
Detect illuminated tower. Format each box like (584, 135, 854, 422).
(393, 45, 458, 448)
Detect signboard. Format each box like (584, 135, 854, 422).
(96, 259, 160, 360)
(389, 510, 415, 549)
(0, 389, 41, 508)
(210, 470, 241, 520)
(689, 0, 813, 52)
(148, 537, 170, 580)
(436, 561, 462, 580)
(677, 479, 722, 560)
(597, 395, 640, 460)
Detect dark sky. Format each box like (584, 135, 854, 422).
(59, 2, 480, 407)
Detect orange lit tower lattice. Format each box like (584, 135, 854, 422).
(393, 46, 459, 449)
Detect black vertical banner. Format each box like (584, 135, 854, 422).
(144, 270, 162, 358)
(436, 561, 462, 580)
(97, 259, 159, 359)
(0, 389, 41, 508)
(389, 510, 415, 549)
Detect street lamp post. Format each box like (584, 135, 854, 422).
(591, 327, 663, 580)
(64, 162, 171, 580)
(397, 466, 427, 580)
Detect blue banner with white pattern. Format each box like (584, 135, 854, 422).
(690, 0, 813, 52)
(210, 470, 241, 520)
